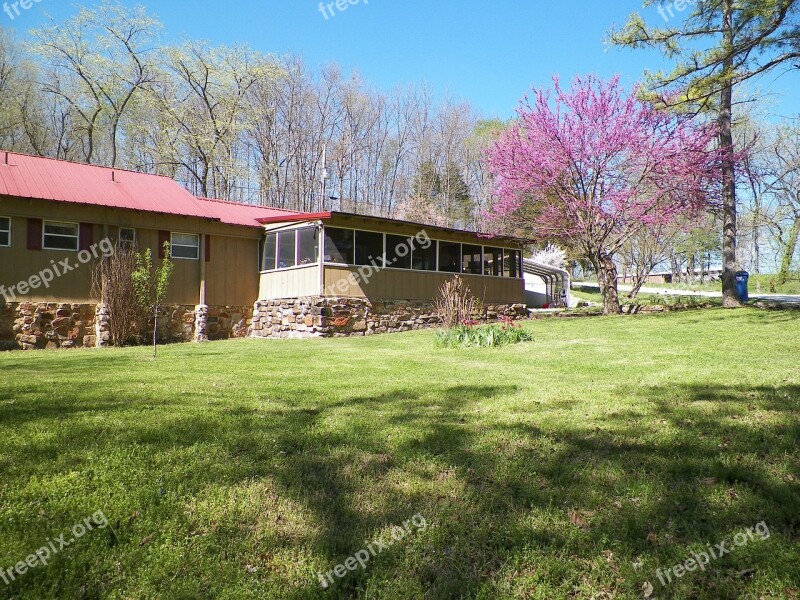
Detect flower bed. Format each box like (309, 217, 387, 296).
(436, 317, 533, 348)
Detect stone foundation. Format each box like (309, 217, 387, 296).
(0, 301, 252, 351)
(249, 297, 528, 339)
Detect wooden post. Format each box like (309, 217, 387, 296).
(199, 233, 207, 306)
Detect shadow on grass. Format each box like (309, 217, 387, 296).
(0, 380, 798, 599)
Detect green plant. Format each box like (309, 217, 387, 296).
(436, 318, 533, 348)
(91, 241, 142, 346)
(132, 243, 174, 358)
(435, 276, 478, 328)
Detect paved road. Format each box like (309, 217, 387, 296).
(574, 282, 800, 304)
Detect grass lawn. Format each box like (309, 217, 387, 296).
(0, 308, 798, 599)
(570, 287, 722, 310)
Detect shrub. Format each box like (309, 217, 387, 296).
(435, 276, 478, 329)
(436, 317, 533, 348)
(91, 241, 143, 346)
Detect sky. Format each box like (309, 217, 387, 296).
(4, 0, 799, 119)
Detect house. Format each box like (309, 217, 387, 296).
(0, 152, 527, 349)
(617, 267, 723, 285)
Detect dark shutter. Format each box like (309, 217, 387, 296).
(27, 218, 42, 251)
(79, 223, 93, 251)
(158, 230, 170, 258)
(205, 234, 211, 262)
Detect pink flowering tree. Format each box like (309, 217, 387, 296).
(487, 75, 722, 314)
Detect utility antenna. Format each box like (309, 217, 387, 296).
(320, 142, 330, 210)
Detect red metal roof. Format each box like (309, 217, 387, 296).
(195, 197, 305, 228)
(256, 212, 332, 225)
(0, 151, 307, 228)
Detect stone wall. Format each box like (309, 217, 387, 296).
(250, 297, 528, 339)
(0, 301, 252, 351)
(0, 296, 527, 347)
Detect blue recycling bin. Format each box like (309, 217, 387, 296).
(735, 271, 749, 302)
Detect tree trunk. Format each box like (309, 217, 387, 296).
(628, 275, 646, 300)
(753, 198, 761, 275)
(153, 308, 158, 359)
(599, 253, 622, 315)
(591, 253, 605, 294)
(720, 0, 740, 308)
(670, 253, 678, 284)
(777, 215, 800, 286)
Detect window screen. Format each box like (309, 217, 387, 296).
(262, 233, 277, 270)
(324, 227, 354, 264)
(385, 234, 412, 269)
(277, 230, 297, 269)
(354, 230, 384, 267)
(438, 241, 462, 273)
(462, 244, 483, 275)
(412, 240, 437, 271)
(484, 247, 503, 276)
(297, 227, 319, 265)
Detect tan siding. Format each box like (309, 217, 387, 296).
(0, 195, 262, 306)
(323, 266, 524, 304)
(0, 216, 96, 303)
(258, 266, 319, 299)
(206, 235, 259, 306)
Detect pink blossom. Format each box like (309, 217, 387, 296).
(487, 75, 724, 255)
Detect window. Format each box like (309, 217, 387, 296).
(504, 249, 521, 278)
(0, 217, 9, 247)
(119, 227, 136, 247)
(412, 240, 437, 271)
(462, 244, 483, 275)
(277, 230, 297, 269)
(43, 221, 79, 251)
(354, 230, 384, 267)
(438, 241, 462, 273)
(324, 227, 354, 264)
(484, 247, 503, 276)
(297, 227, 319, 265)
(262, 233, 277, 271)
(385, 234, 412, 269)
(170, 232, 200, 260)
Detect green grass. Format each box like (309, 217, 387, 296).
(571, 287, 723, 309)
(0, 309, 798, 599)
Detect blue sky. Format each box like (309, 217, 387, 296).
(6, 0, 799, 119)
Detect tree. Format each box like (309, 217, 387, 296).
(761, 126, 800, 285)
(618, 224, 679, 298)
(145, 41, 279, 199)
(30, 0, 161, 166)
(487, 75, 721, 315)
(611, 0, 800, 306)
(132, 243, 173, 358)
(531, 244, 568, 270)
